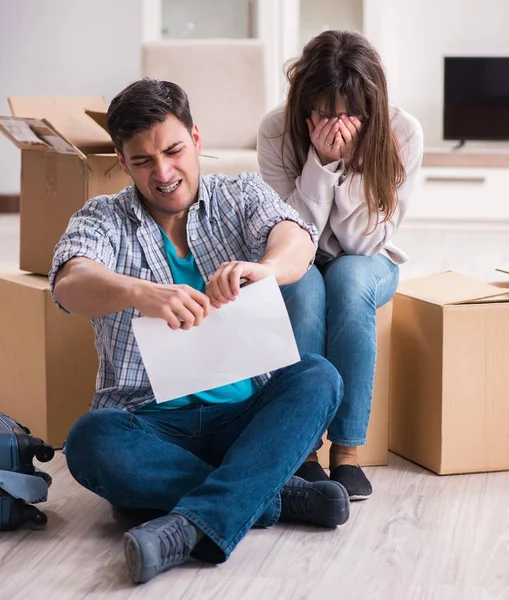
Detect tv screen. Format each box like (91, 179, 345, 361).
(443, 56, 509, 141)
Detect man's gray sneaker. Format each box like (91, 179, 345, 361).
(124, 513, 197, 584)
(279, 476, 350, 527)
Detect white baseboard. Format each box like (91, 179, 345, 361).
(401, 218, 509, 232)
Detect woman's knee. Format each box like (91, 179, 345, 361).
(323, 255, 379, 308)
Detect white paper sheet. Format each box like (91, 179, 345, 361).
(131, 276, 300, 403)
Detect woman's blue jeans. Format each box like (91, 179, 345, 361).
(281, 254, 399, 447)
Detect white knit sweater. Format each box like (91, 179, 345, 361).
(257, 103, 424, 264)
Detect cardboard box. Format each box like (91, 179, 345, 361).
(0, 271, 98, 448)
(0, 97, 130, 275)
(389, 271, 509, 475)
(317, 300, 393, 468)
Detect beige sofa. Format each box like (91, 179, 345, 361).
(142, 39, 267, 176)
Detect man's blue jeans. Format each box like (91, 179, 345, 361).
(281, 254, 399, 447)
(65, 354, 342, 563)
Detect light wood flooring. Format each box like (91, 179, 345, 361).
(2, 216, 509, 599)
(1, 452, 509, 600)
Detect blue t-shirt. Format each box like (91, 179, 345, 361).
(136, 228, 256, 413)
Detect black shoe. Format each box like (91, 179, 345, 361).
(279, 476, 349, 527)
(124, 514, 197, 584)
(330, 465, 372, 501)
(294, 460, 330, 482)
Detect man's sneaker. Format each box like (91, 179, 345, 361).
(123, 513, 197, 584)
(279, 476, 349, 527)
(294, 460, 330, 482)
(330, 465, 372, 501)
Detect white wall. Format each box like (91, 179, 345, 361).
(143, 0, 163, 42)
(257, 0, 301, 108)
(363, 0, 509, 147)
(0, 0, 143, 194)
(300, 0, 363, 48)
(161, 0, 253, 39)
(136, 0, 300, 115)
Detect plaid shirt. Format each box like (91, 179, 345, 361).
(49, 173, 318, 412)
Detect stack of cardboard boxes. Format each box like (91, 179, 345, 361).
(0, 98, 130, 447)
(0, 96, 397, 465)
(2, 99, 507, 476)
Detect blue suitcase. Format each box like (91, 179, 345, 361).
(0, 413, 54, 531)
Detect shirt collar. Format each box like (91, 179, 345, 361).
(126, 176, 211, 223)
(197, 175, 211, 219)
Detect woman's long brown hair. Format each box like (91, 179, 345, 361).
(284, 30, 405, 230)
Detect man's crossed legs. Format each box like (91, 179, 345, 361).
(65, 355, 349, 584)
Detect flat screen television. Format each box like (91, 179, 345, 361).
(443, 56, 509, 142)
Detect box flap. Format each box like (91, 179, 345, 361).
(0, 270, 50, 291)
(397, 271, 509, 306)
(85, 109, 109, 133)
(85, 109, 219, 160)
(9, 96, 114, 154)
(0, 116, 80, 155)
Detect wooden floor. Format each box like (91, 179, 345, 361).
(1, 213, 509, 598)
(1, 453, 509, 600)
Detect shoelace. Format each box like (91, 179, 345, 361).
(157, 521, 190, 566)
(283, 488, 313, 517)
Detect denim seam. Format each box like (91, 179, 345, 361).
(173, 406, 334, 557)
(227, 405, 337, 550)
(204, 367, 289, 435)
(204, 392, 264, 434)
(134, 411, 199, 439)
(171, 508, 232, 557)
(174, 489, 280, 558)
(328, 259, 398, 446)
(327, 435, 367, 447)
(373, 261, 399, 305)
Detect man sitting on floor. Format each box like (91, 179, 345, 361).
(50, 78, 349, 585)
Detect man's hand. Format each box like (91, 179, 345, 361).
(206, 261, 275, 308)
(133, 281, 211, 330)
(307, 115, 362, 166)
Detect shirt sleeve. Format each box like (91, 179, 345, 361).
(331, 117, 424, 256)
(257, 121, 347, 239)
(236, 172, 318, 262)
(49, 197, 119, 309)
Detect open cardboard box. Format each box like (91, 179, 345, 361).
(0, 97, 131, 276)
(390, 270, 509, 475)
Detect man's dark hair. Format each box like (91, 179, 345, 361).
(107, 78, 194, 153)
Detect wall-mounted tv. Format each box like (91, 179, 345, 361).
(443, 56, 509, 142)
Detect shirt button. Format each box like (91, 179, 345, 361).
(190, 235, 197, 241)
